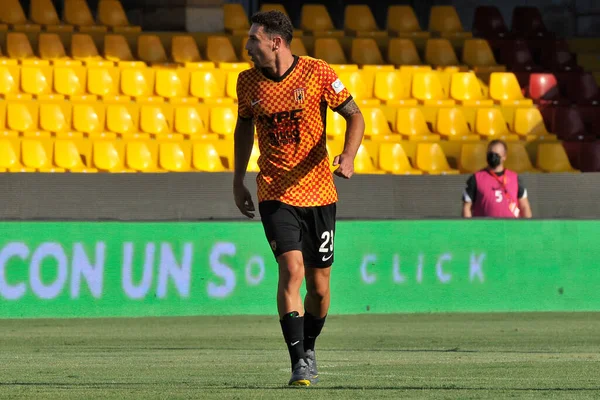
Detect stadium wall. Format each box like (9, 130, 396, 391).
(1, 219, 599, 319)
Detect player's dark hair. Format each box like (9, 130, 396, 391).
(250, 10, 293, 45)
(488, 139, 508, 154)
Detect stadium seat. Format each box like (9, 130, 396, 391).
(290, 38, 308, 57)
(92, 140, 129, 172)
(536, 143, 579, 172)
(458, 142, 487, 173)
(387, 38, 422, 66)
(395, 108, 440, 141)
(71, 34, 112, 67)
(159, 140, 191, 172)
(21, 65, 62, 100)
(0, 46, 18, 66)
(351, 39, 386, 66)
(259, 4, 303, 36)
(386, 6, 430, 38)
(174, 105, 212, 139)
(325, 107, 346, 139)
(97, 0, 141, 33)
(373, 71, 417, 106)
(155, 68, 195, 104)
(63, 0, 107, 33)
(500, 40, 541, 72)
(39, 102, 73, 137)
(219, 62, 251, 72)
(38, 33, 80, 66)
(428, 6, 472, 39)
(137, 35, 169, 65)
(30, 0, 73, 32)
(104, 34, 144, 67)
(344, 5, 387, 37)
(472, 6, 509, 39)
(300, 5, 344, 37)
(512, 108, 557, 141)
(578, 141, 600, 172)
(192, 141, 226, 172)
(140, 104, 174, 139)
(210, 106, 236, 137)
(54, 66, 95, 101)
(247, 141, 260, 172)
(450, 72, 494, 106)
(411, 72, 455, 106)
(120, 68, 161, 102)
(106, 103, 140, 139)
(223, 3, 249, 36)
(314, 38, 348, 66)
(206, 36, 239, 64)
(1, 0, 41, 32)
(0, 65, 29, 100)
(461, 39, 506, 75)
(354, 144, 382, 174)
(512, 7, 551, 38)
(415, 142, 459, 174)
(225, 70, 240, 100)
(436, 108, 479, 141)
(73, 102, 105, 137)
(7, 33, 47, 65)
(363, 107, 398, 141)
(171, 36, 215, 69)
(0, 138, 20, 170)
(54, 139, 97, 172)
(527, 73, 563, 105)
(577, 53, 600, 72)
(540, 40, 582, 73)
(552, 107, 595, 141)
(425, 39, 463, 68)
(189, 69, 231, 104)
(337, 71, 379, 107)
(21, 138, 62, 171)
(87, 66, 124, 101)
(125, 140, 158, 172)
(566, 73, 600, 105)
(378, 142, 422, 174)
(489, 72, 533, 106)
(505, 142, 540, 173)
(474, 108, 519, 141)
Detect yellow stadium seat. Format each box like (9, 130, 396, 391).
(155, 68, 195, 104)
(505, 142, 540, 173)
(387, 38, 422, 66)
(449, 72, 493, 106)
(512, 108, 557, 141)
(174, 105, 212, 139)
(240, 37, 253, 65)
(206, 36, 238, 64)
(363, 107, 397, 141)
(63, 0, 107, 33)
(0, 65, 29, 100)
(125, 140, 159, 172)
(291, 38, 308, 56)
(0, 45, 18, 66)
(395, 108, 441, 141)
(428, 6, 472, 39)
(354, 144, 382, 174)
(326, 107, 346, 138)
(87, 67, 125, 102)
(7, 101, 39, 134)
(97, 0, 141, 33)
(415, 142, 459, 175)
(30, 0, 73, 32)
(301, 5, 344, 37)
(159, 141, 191, 172)
(106, 103, 139, 138)
(54, 66, 96, 101)
(137, 35, 169, 65)
(189, 69, 232, 104)
(54, 139, 97, 172)
(378, 142, 422, 174)
(20, 139, 61, 171)
(210, 106, 236, 137)
(73, 102, 105, 136)
(104, 34, 144, 67)
(411, 72, 455, 106)
(71, 34, 112, 67)
(459, 142, 487, 173)
(7, 33, 46, 65)
(386, 6, 430, 38)
(462, 39, 505, 74)
(536, 143, 579, 173)
(225, 70, 241, 100)
(140, 104, 175, 138)
(337, 71, 379, 107)
(0, 102, 9, 135)
(192, 141, 226, 172)
(350, 38, 387, 66)
(373, 70, 417, 106)
(436, 108, 480, 141)
(247, 141, 261, 172)
(120, 68, 161, 102)
(489, 73, 533, 106)
(171, 36, 215, 69)
(0, 138, 20, 170)
(219, 62, 252, 72)
(578, 53, 600, 71)
(38, 33, 80, 66)
(314, 38, 348, 65)
(474, 108, 519, 141)
(92, 140, 128, 172)
(344, 5, 387, 37)
(223, 3, 249, 36)
(39, 102, 71, 136)
(1, 0, 40, 32)
(425, 39, 462, 68)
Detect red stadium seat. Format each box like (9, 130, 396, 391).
(561, 141, 583, 170)
(526, 73, 565, 105)
(500, 39, 542, 72)
(472, 6, 509, 39)
(552, 107, 596, 142)
(566, 73, 600, 105)
(579, 141, 600, 172)
(511, 7, 552, 39)
(540, 41, 582, 73)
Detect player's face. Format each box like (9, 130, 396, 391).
(489, 143, 507, 163)
(246, 24, 277, 67)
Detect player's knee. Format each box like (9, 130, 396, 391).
(307, 284, 330, 301)
(277, 251, 304, 282)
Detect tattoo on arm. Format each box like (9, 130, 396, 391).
(337, 99, 361, 118)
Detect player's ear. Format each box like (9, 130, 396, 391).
(272, 36, 282, 51)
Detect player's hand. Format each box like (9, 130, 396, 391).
(233, 182, 255, 218)
(332, 153, 354, 179)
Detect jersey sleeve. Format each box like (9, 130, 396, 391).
(319, 61, 352, 112)
(517, 176, 527, 199)
(236, 72, 253, 120)
(463, 175, 477, 203)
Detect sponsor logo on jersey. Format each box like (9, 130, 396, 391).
(293, 88, 305, 104)
(331, 78, 345, 94)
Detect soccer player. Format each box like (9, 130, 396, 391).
(462, 140, 533, 218)
(232, 10, 365, 386)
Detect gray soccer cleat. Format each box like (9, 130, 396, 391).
(288, 359, 311, 386)
(305, 350, 319, 384)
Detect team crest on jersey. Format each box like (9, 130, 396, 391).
(293, 88, 305, 104)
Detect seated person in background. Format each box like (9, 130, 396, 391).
(462, 140, 532, 219)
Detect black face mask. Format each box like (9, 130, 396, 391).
(487, 151, 501, 168)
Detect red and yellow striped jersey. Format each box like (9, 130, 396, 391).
(237, 55, 352, 207)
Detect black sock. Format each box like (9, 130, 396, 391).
(304, 312, 326, 352)
(280, 311, 305, 369)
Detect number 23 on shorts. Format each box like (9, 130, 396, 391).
(319, 230, 334, 260)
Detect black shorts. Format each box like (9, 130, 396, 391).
(258, 200, 336, 268)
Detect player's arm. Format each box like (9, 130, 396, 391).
(333, 99, 365, 179)
(462, 175, 476, 218)
(517, 177, 532, 218)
